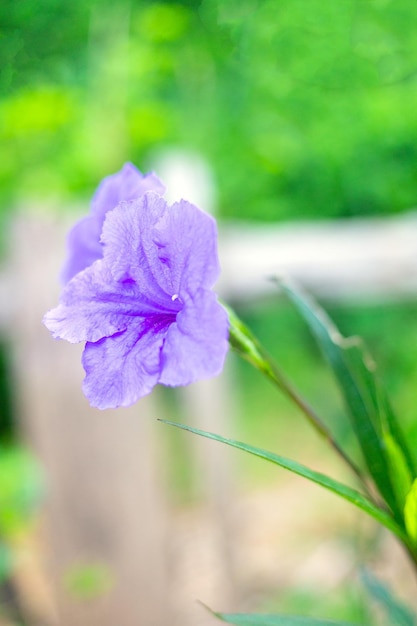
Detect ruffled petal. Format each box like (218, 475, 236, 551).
(61, 163, 165, 284)
(60, 215, 103, 284)
(92, 162, 165, 220)
(159, 289, 229, 387)
(153, 198, 221, 295)
(101, 194, 176, 306)
(101, 193, 221, 304)
(43, 261, 172, 344)
(82, 316, 171, 409)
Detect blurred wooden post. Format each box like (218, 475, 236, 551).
(10, 213, 170, 626)
(156, 150, 240, 610)
(181, 371, 239, 607)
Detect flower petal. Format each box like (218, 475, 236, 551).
(101, 193, 221, 303)
(60, 215, 102, 284)
(82, 317, 171, 409)
(159, 289, 229, 387)
(101, 194, 176, 305)
(61, 163, 165, 283)
(43, 261, 172, 344)
(153, 198, 221, 294)
(91, 162, 165, 221)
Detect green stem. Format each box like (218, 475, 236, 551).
(226, 304, 370, 493)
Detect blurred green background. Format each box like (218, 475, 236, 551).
(2, 0, 417, 221)
(1, 0, 417, 622)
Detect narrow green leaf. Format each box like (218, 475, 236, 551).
(344, 338, 416, 509)
(213, 611, 359, 626)
(361, 569, 416, 626)
(278, 278, 400, 519)
(378, 391, 417, 479)
(404, 479, 417, 547)
(384, 433, 413, 510)
(160, 420, 408, 544)
(349, 349, 417, 479)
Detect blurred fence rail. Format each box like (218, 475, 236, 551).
(1, 210, 417, 626)
(218, 211, 417, 302)
(3, 211, 417, 330)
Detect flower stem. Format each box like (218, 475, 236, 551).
(226, 304, 369, 490)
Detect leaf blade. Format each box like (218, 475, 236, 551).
(404, 478, 417, 547)
(278, 278, 400, 519)
(361, 569, 416, 626)
(160, 420, 407, 543)
(384, 433, 413, 510)
(213, 612, 360, 626)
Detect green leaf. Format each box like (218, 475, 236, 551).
(160, 421, 408, 544)
(404, 479, 417, 547)
(361, 569, 416, 626)
(212, 612, 359, 626)
(375, 388, 416, 479)
(278, 278, 401, 519)
(384, 433, 413, 510)
(350, 350, 417, 481)
(340, 340, 416, 514)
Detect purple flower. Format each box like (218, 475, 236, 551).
(44, 192, 229, 409)
(61, 163, 165, 284)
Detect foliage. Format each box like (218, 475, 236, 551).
(1, 0, 417, 222)
(232, 297, 417, 483)
(161, 419, 408, 542)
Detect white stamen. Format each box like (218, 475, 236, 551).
(171, 294, 179, 302)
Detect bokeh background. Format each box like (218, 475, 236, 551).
(1, 0, 417, 624)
